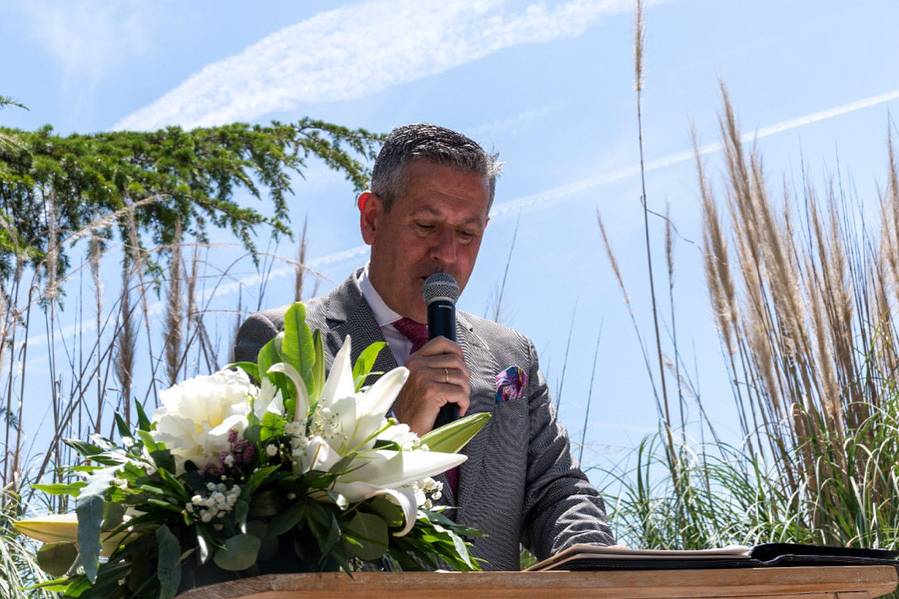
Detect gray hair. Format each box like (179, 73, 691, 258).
(370, 123, 502, 211)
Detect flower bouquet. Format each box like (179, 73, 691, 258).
(15, 303, 490, 598)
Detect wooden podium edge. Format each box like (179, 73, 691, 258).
(175, 565, 899, 599)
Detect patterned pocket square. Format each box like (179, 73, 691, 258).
(495, 365, 528, 403)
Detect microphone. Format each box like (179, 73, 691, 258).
(423, 273, 461, 428)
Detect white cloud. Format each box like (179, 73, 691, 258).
(114, 0, 639, 131)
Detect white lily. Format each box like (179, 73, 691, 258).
(319, 337, 410, 454)
(304, 335, 468, 536)
(14, 512, 127, 557)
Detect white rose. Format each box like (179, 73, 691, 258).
(151, 369, 256, 472)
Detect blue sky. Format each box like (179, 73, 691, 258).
(3, 0, 899, 479)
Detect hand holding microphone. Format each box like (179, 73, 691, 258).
(391, 273, 469, 436)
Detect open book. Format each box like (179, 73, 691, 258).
(528, 543, 899, 571)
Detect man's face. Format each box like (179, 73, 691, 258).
(360, 160, 491, 322)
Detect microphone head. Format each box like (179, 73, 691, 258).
(423, 273, 460, 305)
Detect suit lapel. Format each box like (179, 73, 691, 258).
(320, 271, 398, 381)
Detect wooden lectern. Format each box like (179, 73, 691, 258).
(176, 566, 898, 599)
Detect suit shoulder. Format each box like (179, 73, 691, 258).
(245, 294, 329, 332)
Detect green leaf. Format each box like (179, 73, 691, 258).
(420, 411, 492, 453)
(243, 423, 261, 444)
(369, 496, 405, 528)
(311, 330, 325, 400)
(228, 360, 260, 382)
(136, 430, 161, 453)
(134, 401, 152, 432)
(267, 502, 304, 537)
(243, 464, 280, 497)
(282, 303, 314, 395)
(114, 414, 132, 441)
(353, 341, 386, 391)
(257, 336, 280, 385)
(32, 481, 86, 496)
(150, 449, 176, 473)
(249, 490, 279, 518)
(36, 542, 78, 577)
(342, 512, 388, 561)
(101, 502, 126, 531)
(156, 525, 182, 599)
(75, 494, 104, 582)
(64, 439, 104, 458)
(213, 533, 261, 572)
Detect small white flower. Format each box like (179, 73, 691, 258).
(266, 444, 278, 457)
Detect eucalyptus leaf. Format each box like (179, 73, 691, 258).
(75, 494, 104, 582)
(342, 512, 388, 561)
(213, 533, 261, 572)
(249, 490, 280, 518)
(156, 525, 181, 599)
(267, 502, 304, 537)
(101, 502, 126, 531)
(369, 496, 404, 528)
(36, 542, 78, 577)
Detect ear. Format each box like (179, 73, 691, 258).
(358, 191, 380, 245)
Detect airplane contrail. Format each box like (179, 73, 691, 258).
(23, 87, 899, 359)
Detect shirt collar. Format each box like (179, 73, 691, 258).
(357, 263, 402, 328)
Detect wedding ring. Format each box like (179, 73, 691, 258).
(443, 368, 449, 384)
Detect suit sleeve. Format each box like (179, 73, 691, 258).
(233, 312, 280, 364)
(520, 337, 615, 558)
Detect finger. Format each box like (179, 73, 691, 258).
(424, 366, 469, 387)
(425, 383, 471, 411)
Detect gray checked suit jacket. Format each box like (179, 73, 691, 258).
(233, 271, 614, 570)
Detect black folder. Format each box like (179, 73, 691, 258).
(528, 543, 899, 571)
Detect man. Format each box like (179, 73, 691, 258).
(234, 124, 614, 570)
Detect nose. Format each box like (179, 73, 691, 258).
(429, 226, 457, 267)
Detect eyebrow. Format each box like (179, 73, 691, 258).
(411, 207, 485, 227)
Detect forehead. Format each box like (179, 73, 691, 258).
(396, 160, 490, 220)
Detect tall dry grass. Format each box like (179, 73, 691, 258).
(605, 86, 899, 553)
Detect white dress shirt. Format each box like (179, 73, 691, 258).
(357, 264, 414, 366)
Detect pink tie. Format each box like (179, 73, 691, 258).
(391, 317, 460, 498)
